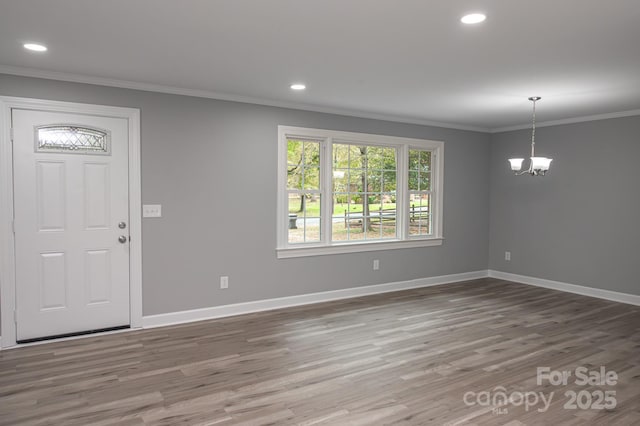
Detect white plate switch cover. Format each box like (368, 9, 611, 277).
(143, 204, 162, 218)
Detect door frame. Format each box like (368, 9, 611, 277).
(0, 96, 142, 348)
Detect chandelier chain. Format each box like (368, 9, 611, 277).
(531, 98, 536, 158)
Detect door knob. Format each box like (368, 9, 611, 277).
(118, 235, 128, 244)
(118, 221, 127, 229)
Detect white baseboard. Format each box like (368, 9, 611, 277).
(4, 269, 637, 347)
(488, 270, 640, 306)
(142, 270, 489, 328)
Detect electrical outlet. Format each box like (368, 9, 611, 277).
(505, 251, 511, 261)
(220, 276, 229, 289)
(373, 259, 380, 270)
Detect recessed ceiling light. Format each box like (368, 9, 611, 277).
(461, 13, 486, 24)
(23, 43, 48, 52)
(290, 84, 306, 91)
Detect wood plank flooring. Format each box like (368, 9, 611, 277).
(1, 278, 639, 425)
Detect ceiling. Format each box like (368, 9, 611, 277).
(1, 0, 639, 131)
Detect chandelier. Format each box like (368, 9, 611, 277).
(508, 97, 552, 176)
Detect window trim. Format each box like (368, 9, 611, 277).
(277, 126, 444, 258)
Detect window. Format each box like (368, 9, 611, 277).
(408, 149, 432, 236)
(277, 126, 443, 258)
(286, 138, 321, 243)
(332, 143, 397, 242)
(36, 125, 110, 154)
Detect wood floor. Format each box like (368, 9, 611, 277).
(1, 278, 639, 425)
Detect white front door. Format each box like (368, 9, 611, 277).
(13, 109, 130, 342)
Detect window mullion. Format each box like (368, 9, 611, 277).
(431, 150, 439, 239)
(397, 144, 408, 240)
(320, 138, 332, 246)
(278, 130, 288, 248)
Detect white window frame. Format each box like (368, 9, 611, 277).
(277, 126, 444, 258)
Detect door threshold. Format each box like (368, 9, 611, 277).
(17, 325, 130, 344)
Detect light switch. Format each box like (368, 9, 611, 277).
(143, 204, 162, 218)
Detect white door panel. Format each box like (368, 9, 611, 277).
(13, 109, 130, 341)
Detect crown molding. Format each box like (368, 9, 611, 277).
(3, 65, 637, 134)
(0, 65, 489, 133)
(490, 108, 640, 133)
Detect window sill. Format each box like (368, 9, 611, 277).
(276, 238, 443, 259)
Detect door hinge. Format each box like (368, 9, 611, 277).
(14, 310, 18, 324)
(11, 220, 15, 234)
(10, 127, 15, 142)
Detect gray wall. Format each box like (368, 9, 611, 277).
(0, 74, 491, 316)
(489, 115, 640, 295)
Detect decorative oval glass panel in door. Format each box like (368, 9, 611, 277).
(35, 124, 111, 154)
